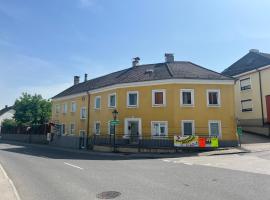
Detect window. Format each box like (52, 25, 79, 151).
(71, 102, 77, 112)
(108, 121, 115, 135)
(181, 120, 195, 136)
(207, 89, 220, 106)
(180, 89, 194, 106)
(62, 103, 67, 113)
(61, 123, 65, 135)
(127, 91, 139, 107)
(208, 120, 221, 137)
(94, 122, 101, 135)
(241, 99, 253, 112)
(152, 90, 166, 106)
(80, 107, 87, 119)
(151, 121, 168, 137)
(55, 104, 60, 114)
(70, 123, 75, 135)
(94, 96, 101, 109)
(108, 93, 116, 108)
(240, 78, 251, 91)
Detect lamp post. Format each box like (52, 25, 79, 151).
(112, 109, 118, 152)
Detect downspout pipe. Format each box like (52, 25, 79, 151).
(87, 91, 91, 148)
(257, 69, 265, 126)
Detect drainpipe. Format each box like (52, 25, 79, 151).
(258, 69, 265, 126)
(87, 91, 91, 148)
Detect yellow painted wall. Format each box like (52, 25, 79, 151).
(51, 94, 88, 135)
(89, 83, 237, 141)
(235, 67, 270, 123)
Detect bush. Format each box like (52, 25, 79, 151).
(2, 119, 17, 128)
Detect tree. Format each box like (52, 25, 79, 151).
(14, 93, 51, 125)
(2, 119, 17, 128)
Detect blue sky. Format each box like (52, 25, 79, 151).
(1, 0, 270, 108)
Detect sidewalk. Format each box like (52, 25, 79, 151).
(0, 164, 20, 200)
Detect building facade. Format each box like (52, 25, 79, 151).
(52, 54, 237, 148)
(222, 49, 270, 136)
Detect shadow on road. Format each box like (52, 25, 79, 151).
(0, 141, 204, 161)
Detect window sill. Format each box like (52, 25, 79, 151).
(127, 105, 138, 108)
(181, 104, 195, 108)
(207, 105, 221, 108)
(108, 106, 116, 109)
(80, 118, 87, 120)
(152, 104, 166, 107)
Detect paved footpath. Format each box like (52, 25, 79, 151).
(0, 163, 20, 200)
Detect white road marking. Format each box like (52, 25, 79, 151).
(64, 162, 83, 170)
(183, 162, 193, 165)
(0, 164, 21, 200)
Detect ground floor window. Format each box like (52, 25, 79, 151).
(61, 123, 65, 135)
(241, 99, 253, 112)
(94, 121, 101, 135)
(181, 120, 195, 136)
(208, 120, 221, 137)
(70, 123, 75, 135)
(151, 121, 168, 137)
(108, 121, 115, 135)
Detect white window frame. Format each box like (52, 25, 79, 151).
(241, 99, 253, 112)
(240, 77, 252, 91)
(207, 89, 221, 107)
(208, 120, 222, 138)
(71, 101, 77, 113)
(180, 89, 195, 107)
(70, 123, 75, 135)
(124, 118, 142, 138)
(94, 121, 101, 135)
(108, 93, 117, 108)
(151, 121, 168, 137)
(55, 104, 60, 114)
(181, 120, 195, 136)
(80, 107, 87, 119)
(127, 91, 139, 108)
(62, 103, 68, 113)
(94, 96, 101, 109)
(108, 121, 116, 135)
(152, 89, 166, 107)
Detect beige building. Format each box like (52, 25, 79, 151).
(223, 49, 270, 136)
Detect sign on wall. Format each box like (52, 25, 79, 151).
(174, 136, 219, 148)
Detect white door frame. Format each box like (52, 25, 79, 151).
(124, 118, 142, 138)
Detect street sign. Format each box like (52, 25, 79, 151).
(110, 120, 120, 125)
(237, 127, 243, 136)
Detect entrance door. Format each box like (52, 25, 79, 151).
(266, 95, 270, 123)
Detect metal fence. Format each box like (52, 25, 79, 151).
(1, 124, 49, 135)
(90, 134, 175, 149)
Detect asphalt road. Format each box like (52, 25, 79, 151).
(0, 142, 270, 200)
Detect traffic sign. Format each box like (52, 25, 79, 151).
(110, 120, 120, 125)
(237, 127, 243, 136)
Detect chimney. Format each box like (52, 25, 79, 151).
(74, 76, 80, 85)
(249, 49, 259, 53)
(5, 105, 8, 108)
(84, 73, 88, 82)
(132, 57, 140, 67)
(165, 53, 174, 62)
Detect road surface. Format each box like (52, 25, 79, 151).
(0, 141, 270, 200)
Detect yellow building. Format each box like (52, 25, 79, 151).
(52, 54, 237, 148)
(223, 49, 270, 136)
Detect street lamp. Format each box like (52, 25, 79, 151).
(112, 109, 118, 152)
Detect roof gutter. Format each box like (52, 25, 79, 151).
(233, 65, 270, 78)
(257, 69, 265, 126)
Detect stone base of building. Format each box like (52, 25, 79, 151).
(242, 126, 270, 137)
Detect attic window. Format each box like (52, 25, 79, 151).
(145, 69, 154, 74)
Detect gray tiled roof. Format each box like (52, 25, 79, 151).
(222, 51, 270, 76)
(52, 61, 233, 99)
(0, 106, 14, 116)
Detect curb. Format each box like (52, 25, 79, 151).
(0, 164, 21, 200)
